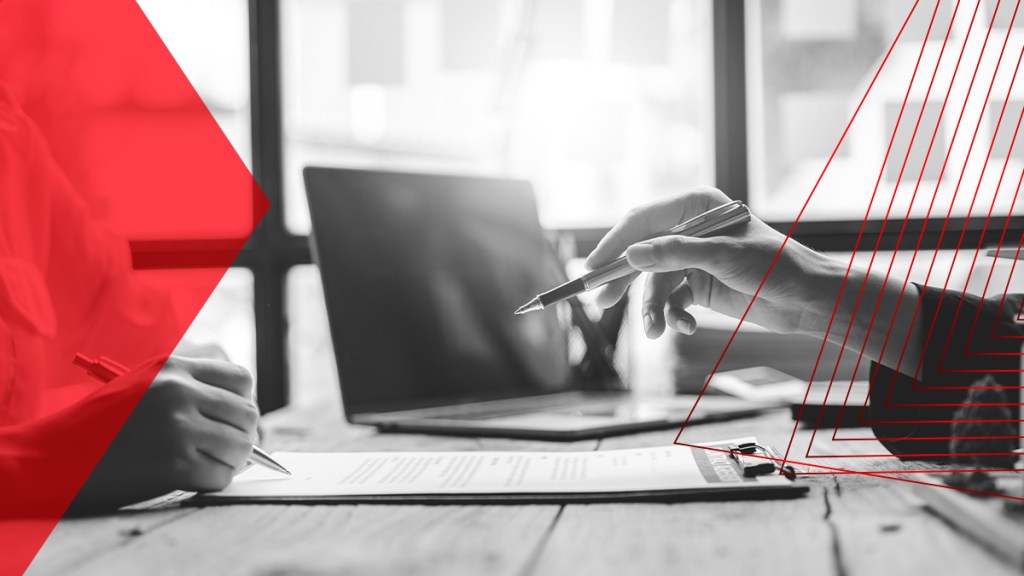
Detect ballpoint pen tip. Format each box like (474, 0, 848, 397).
(515, 298, 542, 315)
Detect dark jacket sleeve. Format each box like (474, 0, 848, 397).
(869, 284, 1023, 459)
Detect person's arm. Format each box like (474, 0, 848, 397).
(0, 82, 259, 514)
(584, 186, 924, 376)
(0, 356, 258, 515)
(795, 258, 925, 378)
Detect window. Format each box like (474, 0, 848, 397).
(747, 0, 1024, 225)
(29, 0, 1013, 414)
(276, 0, 716, 407)
(280, 0, 715, 232)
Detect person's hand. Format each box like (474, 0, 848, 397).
(75, 355, 258, 509)
(586, 187, 838, 338)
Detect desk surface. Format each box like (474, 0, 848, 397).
(27, 405, 1021, 576)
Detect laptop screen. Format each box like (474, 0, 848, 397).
(305, 167, 575, 415)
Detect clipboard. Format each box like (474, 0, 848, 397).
(191, 438, 808, 506)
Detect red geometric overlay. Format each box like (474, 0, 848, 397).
(676, 0, 1023, 500)
(0, 0, 266, 573)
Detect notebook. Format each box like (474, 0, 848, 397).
(193, 438, 807, 504)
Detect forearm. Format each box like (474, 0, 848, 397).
(800, 258, 924, 378)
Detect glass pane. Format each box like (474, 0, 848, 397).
(135, 268, 256, 382)
(747, 0, 1024, 223)
(0, 1, 253, 239)
(138, 0, 253, 170)
(280, 0, 715, 234)
(286, 265, 342, 409)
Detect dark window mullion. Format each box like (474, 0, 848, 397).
(713, 0, 748, 203)
(249, 0, 289, 412)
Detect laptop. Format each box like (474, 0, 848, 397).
(304, 167, 770, 440)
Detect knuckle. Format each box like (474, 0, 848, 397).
(171, 452, 193, 477)
(158, 377, 196, 404)
(623, 206, 644, 221)
(169, 411, 195, 437)
(242, 402, 261, 428)
(161, 355, 185, 372)
(234, 366, 254, 393)
(652, 237, 685, 261)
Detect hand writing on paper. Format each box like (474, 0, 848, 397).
(75, 356, 258, 510)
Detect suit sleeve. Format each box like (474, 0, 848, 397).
(869, 284, 1023, 458)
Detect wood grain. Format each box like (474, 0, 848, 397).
(28, 404, 1021, 576)
(826, 476, 1021, 576)
(31, 407, 592, 576)
(26, 508, 198, 576)
(532, 421, 836, 576)
(55, 504, 559, 576)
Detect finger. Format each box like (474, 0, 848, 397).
(195, 385, 260, 439)
(584, 188, 729, 269)
(642, 271, 685, 338)
(625, 235, 734, 274)
(169, 356, 253, 399)
(190, 450, 237, 491)
(174, 342, 230, 361)
(585, 209, 655, 270)
(593, 272, 639, 308)
(665, 281, 697, 335)
(194, 420, 254, 472)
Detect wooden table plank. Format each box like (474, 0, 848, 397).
(25, 508, 199, 576)
(28, 404, 1020, 576)
(32, 406, 595, 576)
(531, 423, 837, 576)
(56, 504, 559, 576)
(531, 497, 835, 576)
(826, 476, 1020, 576)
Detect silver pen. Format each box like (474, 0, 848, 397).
(73, 353, 292, 476)
(515, 201, 751, 315)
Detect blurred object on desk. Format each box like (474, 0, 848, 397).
(708, 366, 804, 404)
(671, 307, 866, 394)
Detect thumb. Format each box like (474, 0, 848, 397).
(625, 235, 734, 274)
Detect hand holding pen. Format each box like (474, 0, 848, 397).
(517, 197, 751, 315)
(75, 352, 289, 493)
(578, 186, 847, 340)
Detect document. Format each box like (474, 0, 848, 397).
(197, 438, 805, 504)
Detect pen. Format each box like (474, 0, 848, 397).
(73, 352, 292, 476)
(515, 201, 752, 314)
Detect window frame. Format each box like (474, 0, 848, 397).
(726, 1, 1024, 256)
(132, 0, 1023, 413)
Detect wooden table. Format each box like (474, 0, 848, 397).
(26, 404, 1021, 576)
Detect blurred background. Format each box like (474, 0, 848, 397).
(1, 0, 1021, 411)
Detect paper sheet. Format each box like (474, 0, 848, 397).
(206, 440, 794, 500)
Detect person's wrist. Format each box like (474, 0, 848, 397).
(793, 247, 849, 337)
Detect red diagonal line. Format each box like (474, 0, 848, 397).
(680, 443, 1024, 499)
(787, 0, 940, 463)
(827, 0, 984, 441)
(835, 0, 1006, 429)
(882, 0, 1023, 402)
(961, 163, 1024, 352)
(803, 0, 965, 451)
(988, 238, 1024, 337)
(868, 0, 1013, 407)
(672, 0, 924, 456)
(987, 233, 1024, 336)
(935, 29, 1024, 369)
(920, 0, 1024, 378)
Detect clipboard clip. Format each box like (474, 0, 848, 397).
(728, 442, 797, 479)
